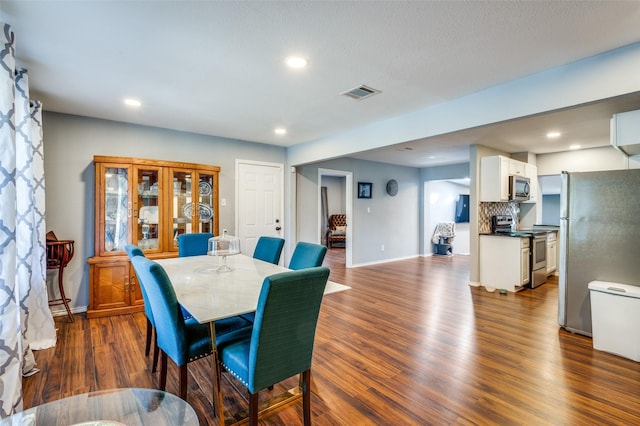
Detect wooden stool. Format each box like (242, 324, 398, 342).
(46, 237, 75, 322)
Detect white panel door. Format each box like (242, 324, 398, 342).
(237, 161, 283, 259)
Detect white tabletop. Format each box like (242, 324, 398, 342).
(155, 254, 349, 323)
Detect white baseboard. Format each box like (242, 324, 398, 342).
(349, 254, 419, 268)
(50, 305, 87, 317)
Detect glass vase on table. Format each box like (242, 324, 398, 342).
(207, 230, 240, 272)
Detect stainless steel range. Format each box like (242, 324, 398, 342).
(492, 215, 548, 288)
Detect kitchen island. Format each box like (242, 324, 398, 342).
(479, 233, 530, 292)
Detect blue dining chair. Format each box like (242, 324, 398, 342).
(131, 256, 252, 400)
(217, 266, 330, 426)
(177, 232, 213, 257)
(125, 244, 160, 372)
(239, 236, 286, 323)
(253, 236, 285, 265)
(288, 241, 328, 270)
(126, 243, 201, 372)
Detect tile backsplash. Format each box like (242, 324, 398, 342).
(479, 202, 519, 233)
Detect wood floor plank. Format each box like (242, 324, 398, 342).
(21, 250, 640, 424)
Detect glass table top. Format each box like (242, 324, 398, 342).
(2, 388, 198, 426)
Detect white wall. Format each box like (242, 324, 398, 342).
(537, 146, 627, 175)
(43, 112, 286, 315)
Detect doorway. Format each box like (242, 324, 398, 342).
(424, 179, 471, 255)
(539, 174, 561, 225)
(318, 168, 353, 267)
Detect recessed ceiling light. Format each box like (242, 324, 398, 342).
(570, 144, 581, 150)
(427, 155, 437, 159)
(274, 127, 287, 135)
(124, 98, 141, 107)
(546, 131, 561, 139)
(285, 56, 308, 69)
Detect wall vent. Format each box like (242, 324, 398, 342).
(341, 84, 381, 101)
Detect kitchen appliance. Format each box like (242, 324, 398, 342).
(492, 215, 515, 233)
(509, 175, 530, 201)
(530, 234, 547, 288)
(558, 170, 640, 336)
(492, 215, 547, 287)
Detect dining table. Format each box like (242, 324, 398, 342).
(154, 253, 349, 425)
(1, 388, 198, 425)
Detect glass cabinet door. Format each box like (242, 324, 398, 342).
(135, 166, 162, 252)
(171, 170, 194, 250)
(197, 173, 215, 234)
(103, 166, 130, 253)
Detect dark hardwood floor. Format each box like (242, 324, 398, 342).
(23, 249, 640, 425)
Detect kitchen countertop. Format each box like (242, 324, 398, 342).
(480, 225, 559, 238)
(532, 225, 560, 231)
(480, 230, 548, 238)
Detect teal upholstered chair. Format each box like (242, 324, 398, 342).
(288, 241, 328, 270)
(131, 256, 251, 399)
(125, 244, 160, 372)
(253, 236, 285, 265)
(241, 236, 286, 323)
(126, 243, 200, 372)
(177, 232, 213, 257)
(217, 267, 330, 425)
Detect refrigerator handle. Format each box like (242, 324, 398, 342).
(560, 171, 569, 220)
(558, 172, 569, 327)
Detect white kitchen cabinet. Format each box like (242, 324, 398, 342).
(521, 243, 531, 285)
(509, 159, 525, 176)
(546, 231, 557, 275)
(480, 235, 530, 292)
(480, 155, 510, 202)
(480, 155, 534, 202)
(523, 163, 538, 203)
(611, 109, 640, 156)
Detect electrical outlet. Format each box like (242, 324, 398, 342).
(221, 198, 227, 206)
(381, 244, 385, 251)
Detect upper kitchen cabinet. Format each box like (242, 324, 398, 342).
(480, 155, 510, 202)
(480, 155, 537, 203)
(524, 163, 538, 203)
(611, 109, 640, 156)
(87, 156, 220, 317)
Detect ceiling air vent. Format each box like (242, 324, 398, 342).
(341, 84, 381, 101)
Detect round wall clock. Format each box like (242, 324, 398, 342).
(386, 179, 398, 196)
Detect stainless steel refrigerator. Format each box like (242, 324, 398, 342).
(558, 169, 640, 336)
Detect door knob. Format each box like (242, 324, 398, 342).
(275, 226, 282, 231)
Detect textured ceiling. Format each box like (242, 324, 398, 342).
(2, 1, 640, 166)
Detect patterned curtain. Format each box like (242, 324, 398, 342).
(0, 22, 56, 417)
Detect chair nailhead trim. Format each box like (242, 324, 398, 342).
(189, 351, 212, 362)
(221, 362, 249, 388)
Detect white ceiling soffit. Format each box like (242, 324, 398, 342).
(3, 1, 640, 167)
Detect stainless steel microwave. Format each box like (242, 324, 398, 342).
(509, 175, 530, 201)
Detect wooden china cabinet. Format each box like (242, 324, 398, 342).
(87, 156, 219, 318)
